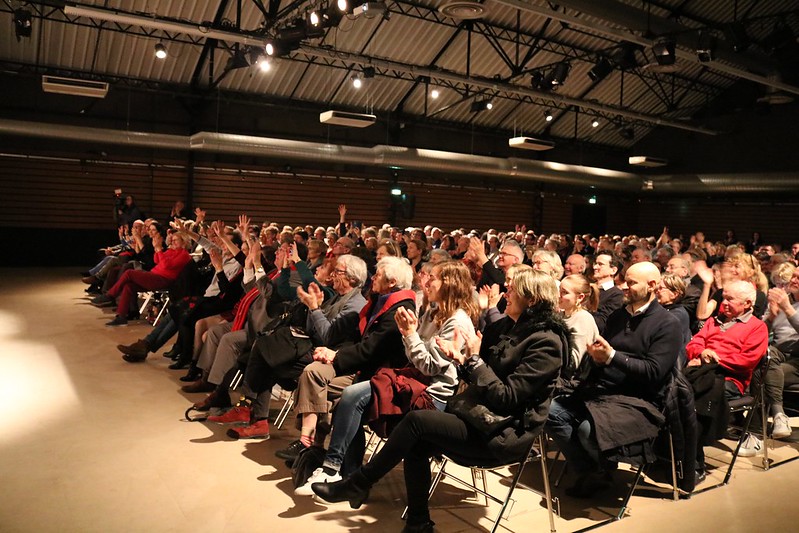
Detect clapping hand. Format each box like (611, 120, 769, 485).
(394, 307, 419, 337)
(209, 248, 224, 272)
(477, 284, 501, 310)
(297, 282, 324, 310)
(289, 243, 301, 263)
(586, 335, 613, 365)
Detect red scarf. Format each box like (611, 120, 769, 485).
(358, 289, 416, 335)
(231, 287, 259, 331)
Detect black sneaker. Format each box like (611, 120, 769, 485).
(275, 439, 307, 462)
(91, 294, 115, 307)
(106, 315, 128, 327)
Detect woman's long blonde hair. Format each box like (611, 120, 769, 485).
(430, 261, 480, 327)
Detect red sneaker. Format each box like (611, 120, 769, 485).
(227, 419, 271, 440)
(207, 406, 251, 425)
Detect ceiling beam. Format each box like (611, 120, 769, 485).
(492, 0, 799, 97)
(61, 4, 720, 136)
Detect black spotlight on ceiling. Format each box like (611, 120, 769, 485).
(226, 48, 251, 70)
(617, 124, 635, 140)
(547, 61, 571, 88)
(154, 42, 167, 59)
(610, 42, 641, 70)
(652, 36, 677, 66)
(14, 9, 33, 41)
(696, 30, 716, 62)
(470, 99, 492, 112)
(588, 56, 613, 82)
(362, 66, 375, 79)
(530, 71, 545, 91)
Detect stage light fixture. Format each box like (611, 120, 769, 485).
(258, 56, 272, 72)
(352, 74, 363, 88)
(265, 42, 274, 56)
(338, 0, 348, 11)
(14, 9, 32, 41)
(588, 57, 613, 82)
(470, 99, 492, 112)
(696, 30, 716, 62)
(544, 110, 553, 122)
(362, 66, 375, 79)
(154, 43, 167, 59)
(430, 89, 440, 99)
(548, 61, 571, 87)
(653, 36, 676, 66)
(309, 10, 320, 26)
(591, 118, 600, 128)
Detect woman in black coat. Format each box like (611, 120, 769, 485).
(312, 269, 568, 532)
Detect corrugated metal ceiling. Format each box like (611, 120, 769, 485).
(1, 0, 798, 151)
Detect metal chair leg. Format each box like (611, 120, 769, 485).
(668, 431, 679, 501)
(274, 388, 296, 430)
(153, 296, 169, 326)
(539, 434, 558, 533)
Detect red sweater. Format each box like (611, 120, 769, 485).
(150, 249, 191, 281)
(685, 315, 768, 393)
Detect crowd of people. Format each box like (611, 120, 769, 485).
(80, 200, 799, 531)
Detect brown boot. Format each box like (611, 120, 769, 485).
(82, 275, 99, 285)
(117, 339, 150, 358)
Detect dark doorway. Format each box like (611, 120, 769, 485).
(572, 204, 607, 236)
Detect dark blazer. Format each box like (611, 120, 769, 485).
(467, 304, 567, 461)
(332, 289, 416, 378)
(592, 285, 623, 334)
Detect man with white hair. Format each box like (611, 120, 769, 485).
(467, 237, 524, 289)
(276, 256, 416, 462)
(686, 279, 769, 463)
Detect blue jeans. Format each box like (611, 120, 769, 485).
(89, 255, 115, 276)
(325, 381, 447, 475)
(545, 397, 602, 475)
(143, 314, 177, 352)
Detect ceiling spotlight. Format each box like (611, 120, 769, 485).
(13, 9, 33, 41)
(652, 36, 676, 66)
(470, 99, 492, 112)
(362, 66, 375, 79)
(430, 89, 440, 99)
(352, 74, 363, 89)
(544, 110, 553, 122)
(588, 195, 597, 205)
(338, 0, 348, 11)
(154, 42, 167, 59)
(258, 56, 272, 72)
(588, 57, 613, 82)
(548, 61, 571, 87)
(309, 10, 320, 26)
(591, 118, 600, 128)
(610, 42, 641, 70)
(696, 30, 716, 63)
(531, 71, 545, 91)
(265, 42, 274, 56)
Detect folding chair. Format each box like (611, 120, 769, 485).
(229, 368, 296, 430)
(695, 351, 770, 492)
(415, 433, 558, 533)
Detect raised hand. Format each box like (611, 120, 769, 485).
(237, 214, 250, 235)
(209, 248, 224, 271)
(289, 242, 301, 263)
(338, 204, 347, 220)
(194, 207, 206, 224)
(694, 260, 714, 285)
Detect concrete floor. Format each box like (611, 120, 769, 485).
(1, 268, 799, 532)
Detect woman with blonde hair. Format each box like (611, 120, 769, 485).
(559, 274, 599, 373)
(313, 269, 568, 532)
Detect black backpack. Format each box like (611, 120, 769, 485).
(290, 445, 327, 489)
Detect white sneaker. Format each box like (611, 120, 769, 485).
(294, 467, 342, 496)
(738, 434, 763, 457)
(772, 412, 793, 439)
